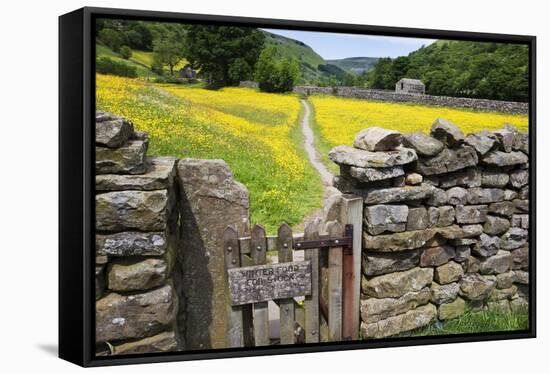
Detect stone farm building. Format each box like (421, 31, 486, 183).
(395, 78, 425, 95)
(179, 66, 197, 79)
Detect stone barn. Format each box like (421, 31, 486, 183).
(395, 78, 425, 95)
(179, 66, 197, 79)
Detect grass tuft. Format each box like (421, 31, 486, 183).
(410, 307, 529, 337)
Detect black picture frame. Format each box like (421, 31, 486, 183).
(59, 6, 536, 367)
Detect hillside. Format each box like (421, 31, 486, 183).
(263, 31, 328, 83)
(95, 18, 376, 85)
(96, 43, 158, 77)
(327, 57, 379, 74)
(96, 43, 189, 78)
(96, 24, 338, 84)
(367, 40, 529, 102)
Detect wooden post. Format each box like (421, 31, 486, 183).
(251, 224, 269, 346)
(223, 226, 244, 347)
(277, 223, 295, 345)
(303, 221, 320, 343)
(239, 228, 254, 347)
(340, 194, 363, 340)
(326, 221, 343, 341)
(239, 253, 254, 347)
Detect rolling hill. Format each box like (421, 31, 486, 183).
(262, 31, 328, 83)
(263, 31, 381, 84)
(366, 40, 529, 102)
(326, 57, 380, 75)
(96, 43, 158, 77)
(97, 32, 339, 83)
(96, 43, 189, 78)
(95, 23, 384, 85)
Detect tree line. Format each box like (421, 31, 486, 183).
(96, 19, 300, 92)
(96, 20, 529, 101)
(365, 41, 529, 102)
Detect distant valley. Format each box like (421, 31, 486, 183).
(326, 57, 380, 74)
(263, 31, 380, 84)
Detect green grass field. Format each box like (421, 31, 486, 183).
(308, 95, 529, 172)
(96, 75, 323, 233)
(96, 43, 188, 78)
(411, 308, 529, 337)
(96, 71, 530, 233)
(96, 44, 157, 78)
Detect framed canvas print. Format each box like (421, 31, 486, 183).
(59, 6, 536, 367)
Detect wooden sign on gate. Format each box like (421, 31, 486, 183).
(227, 261, 312, 306)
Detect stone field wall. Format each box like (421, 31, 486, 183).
(94, 112, 250, 355)
(329, 119, 530, 338)
(93, 110, 531, 353)
(95, 112, 181, 355)
(292, 86, 528, 115)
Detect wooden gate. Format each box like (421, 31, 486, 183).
(223, 196, 362, 347)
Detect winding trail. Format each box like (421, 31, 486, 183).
(300, 99, 334, 186)
(267, 100, 336, 340)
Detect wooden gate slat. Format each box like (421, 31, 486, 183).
(226, 202, 360, 348)
(340, 195, 363, 341)
(277, 223, 295, 345)
(223, 226, 244, 347)
(303, 220, 320, 343)
(326, 221, 343, 342)
(238, 253, 254, 347)
(294, 299, 305, 330)
(251, 224, 269, 346)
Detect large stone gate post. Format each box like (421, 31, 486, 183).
(177, 159, 250, 349)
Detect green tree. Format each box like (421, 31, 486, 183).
(99, 28, 123, 52)
(255, 48, 278, 92)
(124, 30, 143, 50)
(343, 73, 357, 87)
(277, 58, 300, 92)
(392, 56, 410, 82)
(185, 26, 265, 86)
(228, 58, 253, 85)
(327, 75, 339, 88)
(151, 55, 165, 76)
(255, 47, 301, 93)
(119, 45, 132, 60)
(131, 23, 154, 50)
(355, 71, 368, 87)
(367, 57, 393, 88)
(96, 57, 137, 78)
(366, 40, 528, 101)
(152, 32, 185, 75)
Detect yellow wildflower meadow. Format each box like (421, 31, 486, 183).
(96, 74, 322, 232)
(96, 75, 527, 230)
(309, 95, 529, 172)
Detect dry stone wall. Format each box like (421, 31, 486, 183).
(94, 112, 181, 355)
(329, 119, 530, 339)
(94, 111, 251, 355)
(293, 86, 528, 115)
(92, 110, 530, 352)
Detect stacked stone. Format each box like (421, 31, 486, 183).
(329, 119, 529, 339)
(94, 112, 181, 355)
(292, 86, 528, 115)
